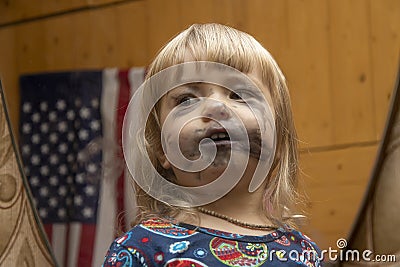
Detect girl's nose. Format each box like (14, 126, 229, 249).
(201, 98, 230, 121)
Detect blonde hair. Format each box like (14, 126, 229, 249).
(133, 23, 299, 227)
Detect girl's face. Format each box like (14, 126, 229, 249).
(157, 69, 274, 187)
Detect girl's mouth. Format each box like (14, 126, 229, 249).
(202, 127, 232, 146)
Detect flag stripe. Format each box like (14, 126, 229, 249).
(44, 224, 53, 243)
(68, 222, 81, 267)
(78, 224, 96, 266)
(123, 68, 146, 227)
(52, 223, 67, 266)
(116, 70, 131, 232)
(92, 68, 120, 267)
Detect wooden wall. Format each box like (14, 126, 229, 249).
(0, 0, 399, 249)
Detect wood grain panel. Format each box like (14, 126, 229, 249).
(299, 144, 378, 249)
(0, 0, 125, 26)
(179, 0, 246, 30)
(369, 0, 400, 140)
(285, 0, 333, 148)
(0, 27, 18, 136)
(146, 0, 182, 59)
(14, 1, 147, 73)
(245, 0, 289, 61)
(0, 86, 56, 266)
(328, 0, 376, 145)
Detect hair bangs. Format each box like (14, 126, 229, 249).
(147, 24, 267, 79)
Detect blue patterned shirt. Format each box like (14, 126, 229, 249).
(102, 218, 322, 267)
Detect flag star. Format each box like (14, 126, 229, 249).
(22, 102, 32, 113)
(49, 154, 59, 165)
(77, 151, 86, 162)
(40, 165, 50, 176)
(84, 185, 96, 196)
(87, 163, 98, 173)
(39, 208, 48, 218)
(66, 110, 75, 120)
(30, 176, 39, 186)
(40, 144, 50, 154)
(59, 164, 68, 175)
(31, 154, 41, 165)
(58, 208, 66, 218)
(49, 176, 58, 186)
(56, 99, 67, 111)
(31, 134, 41, 144)
(79, 107, 91, 119)
(91, 98, 99, 108)
(58, 143, 68, 154)
(49, 133, 58, 144)
(82, 207, 94, 218)
(76, 173, 85, 183)
(40, 123, 49, 133)
(58, 121, 68, 133)
(78, 129, 89, 140)
(22, 123, 32, 134)
(31, 112, 41, 122)
(22, 145, 31, 155)
(49, 111, 57, 122)
(67, 132, 75, 141)
(49, 197, 58, 207)
(90, 120, 100, 131)
(40, 102, 48, 111)
(74, 195, 83, 205)
(67, 154, 75, 162)
(58, 186, 67, 196)
(39, 186, 49, 197)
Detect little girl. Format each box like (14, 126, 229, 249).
(102, 23, 321, 267)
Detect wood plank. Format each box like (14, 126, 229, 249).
(0, 0, 125, 26)
(245, 0, 289, 61)
(146, 0, 182, 59)
(369, 0, 400, 140)
(15, 21, 47, 73)
(14, 1, 147, 72)
(328, 0, 376, 145)
(285, 0, 333, 149)
(0, 27, 19, 136)
(299, 144, 378, 249)
(179, 0, 245, 30)
(114, 1, 148, 67)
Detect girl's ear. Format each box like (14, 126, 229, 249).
(156, 149, 171, 170)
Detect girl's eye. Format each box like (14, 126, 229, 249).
(229, 91, 246, 102)
(176, 95, 198, 106)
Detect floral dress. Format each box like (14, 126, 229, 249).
(102, 218, 322, 267)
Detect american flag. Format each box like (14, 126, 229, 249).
(19, 68, 145, 267)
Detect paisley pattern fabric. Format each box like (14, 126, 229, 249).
(102, 218, 322, 267)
